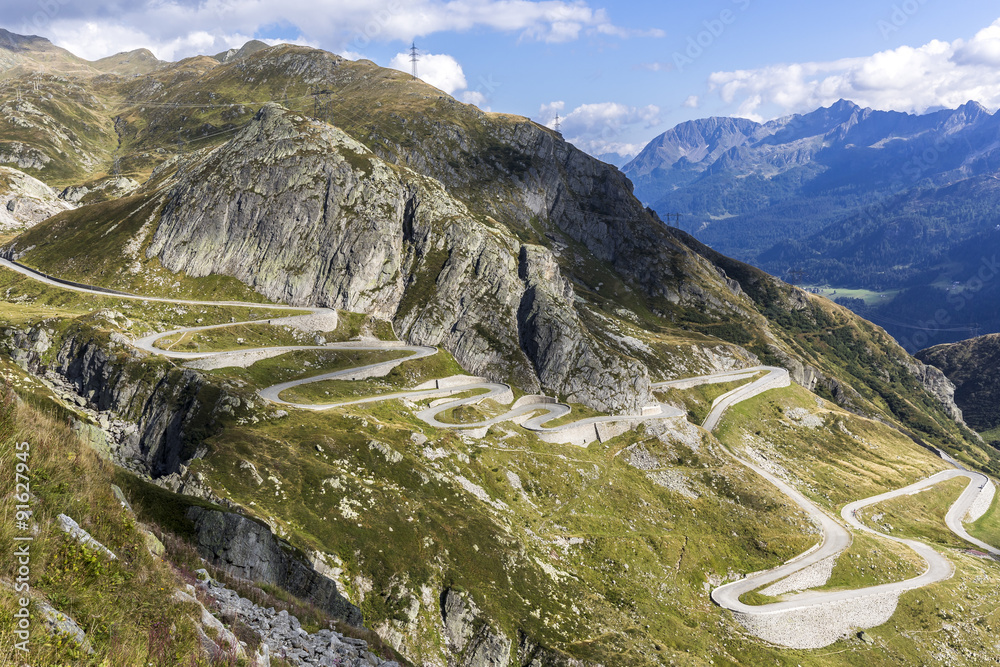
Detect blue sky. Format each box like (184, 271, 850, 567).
(5, 0, 1000, 162)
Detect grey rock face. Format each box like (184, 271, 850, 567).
(0, 141, 50, 170)
(440, 588, 511, 667)
(145, 105, 655, 411)
(50, 331, 227, 476)
(517, 244, 653, 411)
(0, 165, 72, 230)
(199, 577, 397, 667)
(517, 630, 589, 667)
(904, 358, 965, 424)
(186, 506, 362, 626)
(36, 599, 94, 655)
(60, 176, 140, 204)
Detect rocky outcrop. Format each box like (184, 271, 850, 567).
(0, 141, 50, 171)
(197, 575, 398, 666)
(60, 176, 140, 204)
(903, 358, 965, 424)
(440, 588, 511, 667)
(2, 321, 242, 477)
(0, 165, 72, 230)
(51, 330, 231, 476)
(186, 507, 363, 626)
(57, 514, 117, 560)
(142, 105, 653, 411)
(517, 244, 653, 411)
(517, 631, 588, 667)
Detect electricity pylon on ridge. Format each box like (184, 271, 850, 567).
(410, 41, 419, 80)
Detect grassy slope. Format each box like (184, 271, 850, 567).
(1, 277, 999, 664)
(0, 42, 997, 664)
(969, 491, 1000, 546)
(191, 400, 824, 665)
(6, 193, 276, 302)
(673, 227, 998, 476)
(855, 477, 971, 549)
(656, 373, 763, 425)
(0, 75, 119, 186)
(0, 380, 207, 665)
(276, 351, 466, 403)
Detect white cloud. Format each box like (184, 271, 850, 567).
(44, 20, 312, 62)
(460, 90, 489, 109)
(683, 95, 699, 108)
(15, 0, 642, 61)
(539, 100, 566, 120)
(389, 51, 467, 94)
(539, 100, 662, 158)
(560, 102, 661, 133)
(707, 18, 1000, 119)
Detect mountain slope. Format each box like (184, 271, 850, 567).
(0, 165, 73, 233)
(918, 334, 1000, 436)
(625, 99, 1000, 343)
(3, 41, 989, 464)
(0, 28, 96, 79)
(0, 34, 998, 665)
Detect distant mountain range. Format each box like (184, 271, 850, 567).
(624, 99, 1000, 348)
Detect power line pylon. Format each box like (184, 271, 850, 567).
(410, 41, 419, 80)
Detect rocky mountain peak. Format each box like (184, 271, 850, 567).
(0, 28, 52, 52)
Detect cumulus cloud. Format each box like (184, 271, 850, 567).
(540, 100, 566, 118)
(386, 52, 495, 110)
(460, 90, 489, 108)
(389, 51, 467, 93)
(11, 0, 645, 61)
(43, 21, 308, 62)
(707, 18, 1000, 119)
(540, 100, 662, 158)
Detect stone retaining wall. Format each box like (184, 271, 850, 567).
(733, 590, 900, 649)
(966, 479, 996, 524)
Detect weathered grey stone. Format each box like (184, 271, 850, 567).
(111, 483, 133, 512)
(903, 358, 965, 424)
(440, 588, 511, 667)
(186, 506, 362, 626)
(56, 513, 117, 560)
(137, 104, 677, 412)
(36, 599, 93, 654)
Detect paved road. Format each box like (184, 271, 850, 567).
(1, 258, 685, 445)
(5, 257, 997, 613)
(709, 399, 998, 618)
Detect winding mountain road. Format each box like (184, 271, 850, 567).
(3, 257, 997, 643)
(0, 257, 686, 446)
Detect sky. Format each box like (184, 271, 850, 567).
(5, 0, 1000, 163)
